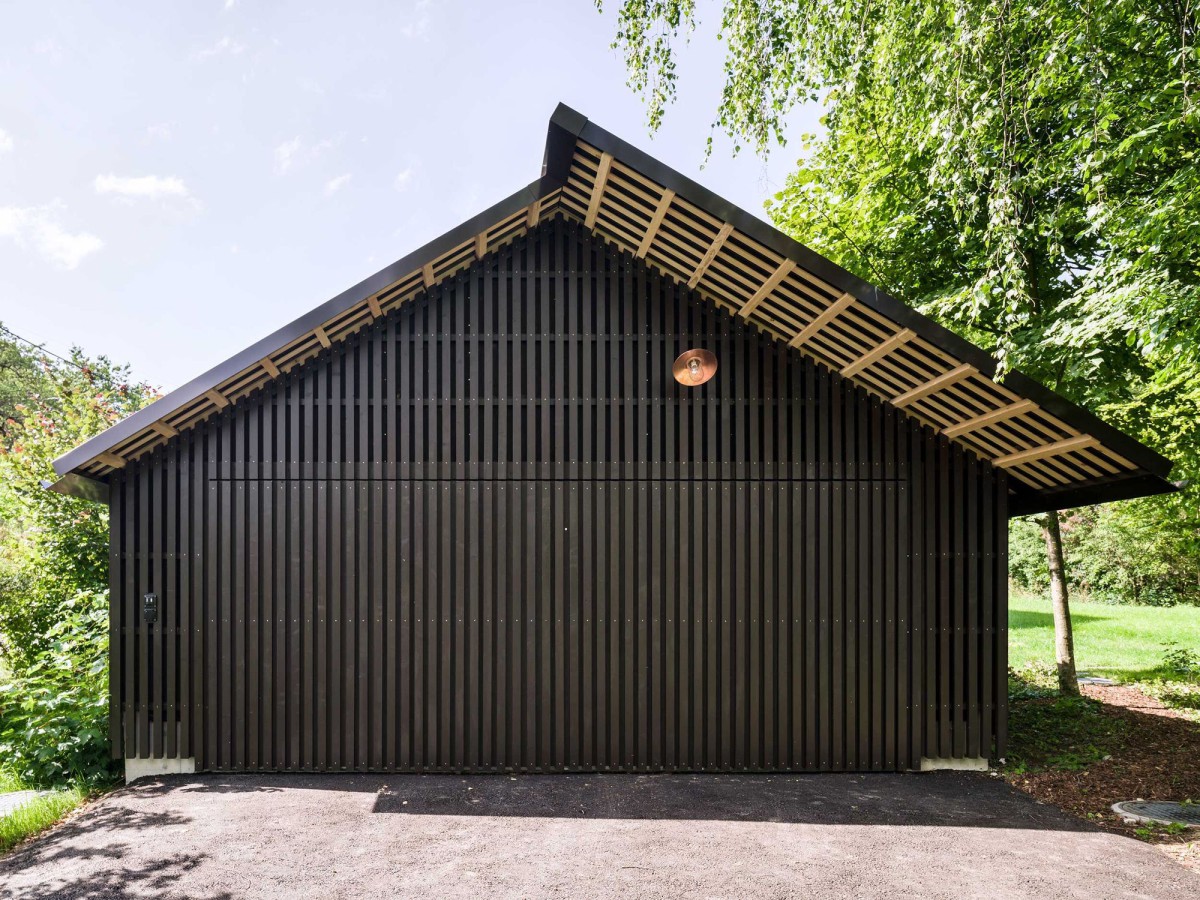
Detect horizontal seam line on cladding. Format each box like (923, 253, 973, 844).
(203, 476, 912, 484)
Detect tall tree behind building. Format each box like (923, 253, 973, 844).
(598, 0, 1200, 689)
(0, 332, 156, 670)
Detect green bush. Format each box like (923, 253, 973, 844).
(1008, 662, 1059, 699)
(0, 342, 155, 673)
(1010, 495, 1200, 607)
(0, 337, 154, 788)
(0, 591, 116, 788)
(1009, 520, 1051, 595)
(1069, 500, 1199, 606)
(1005, 670, 1128, 773)
(1160, 643, 1200, 679)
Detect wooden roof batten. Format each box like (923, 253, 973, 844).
(50, 103, 1174, 516)
(943, 399, 1035, 438)
(892, 364, 977, 409)
(841, 328, 915, 378)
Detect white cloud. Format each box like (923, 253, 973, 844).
(324, 173, 352, 196)
(146, 123, 172, 141)
(195, 35, 245, 59)
(298, 77, 325, 97)
(0, 129, 12, 154)
(33, 38, 63, 62)
(356, 86, 388, 104)
(224, 0, 237, 8)
(393, 167, 414, 192)
(274, 137, 303, 174)
(94, 173, 197, 206)
(274, 135, 336, 175)
(399, 0, 432, 39)
(0, 204, 103, 269)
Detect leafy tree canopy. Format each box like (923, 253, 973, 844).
(0, 328, 49, 431)
(599, 0, 1200, 603)
(0, 334, 156, 670)
(599, 0, 1198, 387)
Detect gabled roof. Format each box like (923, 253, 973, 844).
(53, 103, 1174, 515)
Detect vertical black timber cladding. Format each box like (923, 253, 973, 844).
(111, 214, 1008, 771)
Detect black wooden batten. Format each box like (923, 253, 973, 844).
(60, 104, 1174, 776)
(108, 216, 1007, 772)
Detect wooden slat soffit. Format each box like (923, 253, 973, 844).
(556, 132, 1170, 505)
(53, 105, 1172, 515)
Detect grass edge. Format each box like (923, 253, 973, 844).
(0, 786, 88, 855)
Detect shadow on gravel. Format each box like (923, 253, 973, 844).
(0, 797, 205, 900)
(2, 851, 228, 900)
(371, 772, 1094, 828)
(173, 771, 1092, 830)
(5, 801, 193, 859)
(175, 781, 286, 795)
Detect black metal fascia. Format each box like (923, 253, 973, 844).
(1008, 472, 1179, 517)
(544, 103, 588, 183)
(555, 103, 1173, 482)
(47, 471, 110, 503)
(53, 172, 569, 479)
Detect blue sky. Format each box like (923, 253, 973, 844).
(0, 1, 818, 392)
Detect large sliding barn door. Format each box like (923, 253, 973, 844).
(108, 215, 1007, 772)
(233, 477, 912, 772)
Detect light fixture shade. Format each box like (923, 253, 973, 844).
(672, 348, 718, 386)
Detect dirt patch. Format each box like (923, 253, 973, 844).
(1081, 683, 1189, 719)
(1006, 682, 1200, 866)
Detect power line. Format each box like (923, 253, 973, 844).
(0, 324, 90, 373)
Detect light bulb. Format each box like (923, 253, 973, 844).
(672, 348, 717, 386)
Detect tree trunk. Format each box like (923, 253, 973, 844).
(1040, 510, 1078, 695)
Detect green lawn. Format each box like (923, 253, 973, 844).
(1009, 590, 1200, 681)
(0, 787, 85, 854)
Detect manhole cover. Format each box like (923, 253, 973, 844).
(1112, 801, 1200, 826)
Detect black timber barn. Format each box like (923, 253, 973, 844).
(54, 105, 1175, 776)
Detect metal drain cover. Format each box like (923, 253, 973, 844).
(1112, 801, 1200, 826)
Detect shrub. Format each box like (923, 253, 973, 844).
(0, 344, 156, 673)
(1008, 520, 1051, 595)
(1160, 643, 1200, 679)
(0, 338, 153, 788)
(0, 591, 116, 788)
(1008, 662, 1059, 700)
(1009, 495, 1200, 607)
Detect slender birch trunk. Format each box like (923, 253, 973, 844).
(1039, 510, 1078, 695)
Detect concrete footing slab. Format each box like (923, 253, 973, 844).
(919, 757, 990, 772)
(124, 757, 196, 783)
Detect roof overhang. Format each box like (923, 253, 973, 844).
(46, 472, 109, 503)
(53, 103, 1174, 516)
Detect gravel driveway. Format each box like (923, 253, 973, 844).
(0, 772, 1195, 899)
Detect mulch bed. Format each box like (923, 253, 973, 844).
(1006, 683, 1200, 868)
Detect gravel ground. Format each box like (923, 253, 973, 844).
(0, 772, 1196, 899)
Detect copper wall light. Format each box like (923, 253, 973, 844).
(672, 348, 718, 386)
